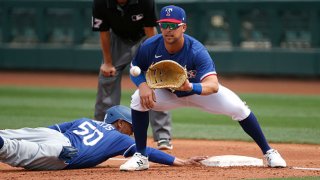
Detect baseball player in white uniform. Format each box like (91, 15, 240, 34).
(119, 5, 287, 171)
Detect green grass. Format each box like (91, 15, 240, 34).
(0, 86, 320, 144)
(0, 86, 96, 128)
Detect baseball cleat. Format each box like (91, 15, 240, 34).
(120, 152, 149, 171)
(264, 149, 287, 168)
(157, 139, 173, 150)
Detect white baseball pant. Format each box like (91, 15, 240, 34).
(131, 84, 251, 121)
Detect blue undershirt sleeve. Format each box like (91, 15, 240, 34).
(146, 147, 175, 165)
(130, 73, 146, 87)
(123, 145, 175, 165)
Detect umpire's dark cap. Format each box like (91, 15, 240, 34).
(104, 105, 132, 124)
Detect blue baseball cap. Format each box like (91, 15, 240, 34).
(157, 5, 186, 24)
(104, 105, 132, 125)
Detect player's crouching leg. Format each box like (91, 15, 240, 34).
(130, 89, 150, 112)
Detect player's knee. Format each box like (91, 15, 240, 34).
(230, 106, 251, 121)
(130, 104, 149, 112)
(130, 92, 149, 112)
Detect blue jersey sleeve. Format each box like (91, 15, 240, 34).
(130, 35, 168, 87)
(130, 44, 150, 87)
(123, 146, 175, 165)
(147, 147, 175, 165)
(194, 49, 216, 81)
(48, 120, 79, 133)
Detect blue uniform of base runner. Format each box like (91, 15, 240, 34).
(0, 105, 205, 170)
(121, 5, 287, 171)
(49, 118, 134, 169)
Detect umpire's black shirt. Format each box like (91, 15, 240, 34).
(92, 0, 157, 42)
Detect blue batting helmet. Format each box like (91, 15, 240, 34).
(104, 105, 132, 125)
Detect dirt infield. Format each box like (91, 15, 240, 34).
(0, 71, 320, 179)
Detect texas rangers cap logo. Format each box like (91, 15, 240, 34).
(165, 8, 173, 16)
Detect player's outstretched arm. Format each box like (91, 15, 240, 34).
(173, 156, 208, 166)
(146, 147, 207, 167)
(124, 145, 207, 167)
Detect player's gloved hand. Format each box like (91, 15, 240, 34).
(59, 146, 78, 162)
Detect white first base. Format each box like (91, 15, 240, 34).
(201, 155, 264, 167)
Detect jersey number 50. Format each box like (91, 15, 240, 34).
(72, 122, 103, 146)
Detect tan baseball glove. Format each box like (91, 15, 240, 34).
(146, 60, 188, 91)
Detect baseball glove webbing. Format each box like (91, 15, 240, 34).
(146, 60, 187, 91)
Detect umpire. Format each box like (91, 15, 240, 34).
(92, 0, 173, 150)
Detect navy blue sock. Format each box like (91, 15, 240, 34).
(0, 136, 4, 149)
(132, 109, 149, 156)
(239, 112, 271, 154)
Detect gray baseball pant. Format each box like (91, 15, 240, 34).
(0, 128, 70, 170)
